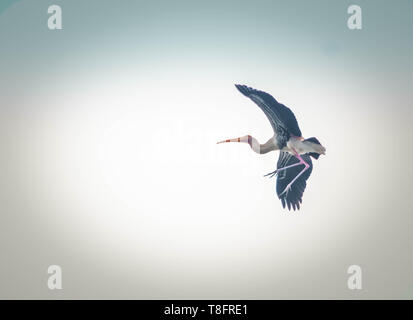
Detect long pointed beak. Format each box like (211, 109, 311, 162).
(217, 137, 243, 144)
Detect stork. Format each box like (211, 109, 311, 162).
(218, 85, 326, 210)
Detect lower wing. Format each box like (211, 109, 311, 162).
(276, 152, 313, 210)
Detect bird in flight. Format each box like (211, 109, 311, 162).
(218, 85, 326, 210)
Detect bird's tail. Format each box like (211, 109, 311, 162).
(304, 137, 326, 159)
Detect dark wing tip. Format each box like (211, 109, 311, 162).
(235, 84, 273, 99)
(234, 84, 254, 97)
(279, 194, 301, 211)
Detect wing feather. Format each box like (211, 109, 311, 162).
(276, 152, 312, 211)
(235, 84, 302, 148)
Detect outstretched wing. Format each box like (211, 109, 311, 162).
(235, 84, 302, 148)
(276, 152, 313, 211)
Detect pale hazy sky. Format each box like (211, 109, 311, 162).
(0, 0, 412, 299)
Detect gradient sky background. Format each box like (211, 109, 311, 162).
(0, 0, 412, 299)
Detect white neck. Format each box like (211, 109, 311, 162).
(248, 135, 277, 154)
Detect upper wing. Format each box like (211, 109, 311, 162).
(276, 152, 313, 211)
(235, 84, 302, 147)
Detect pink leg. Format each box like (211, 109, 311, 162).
(264, 161, 304, 178)
(279, 151, 310, 196)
